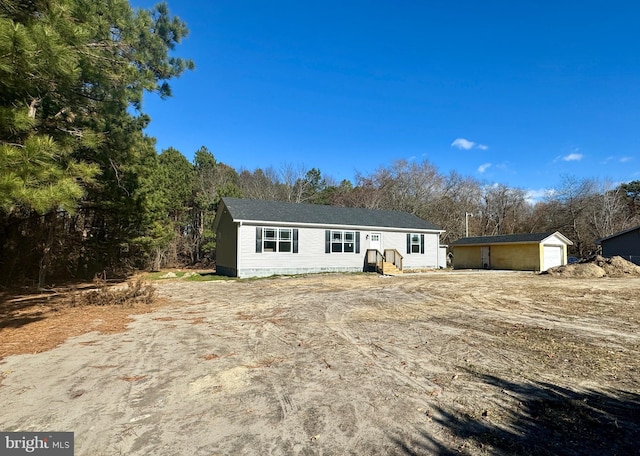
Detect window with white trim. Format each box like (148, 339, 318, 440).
(410, 234, 421, 253)
(327, 230, 359, 253)
(257, 227, 297, 253)
(406, 233, 425, 254)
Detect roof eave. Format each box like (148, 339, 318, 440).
(543, 231, 574, 246)
(453, 240, 541, 247)
(596, 224, 640, 244)
(232, 218, 444, 233)
(212, 200, 228, 233)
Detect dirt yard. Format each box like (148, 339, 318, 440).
(1, 271, 639, 455)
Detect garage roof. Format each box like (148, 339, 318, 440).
(451, 231, 573, 246)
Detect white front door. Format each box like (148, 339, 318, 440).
(370, 232, 382, 251)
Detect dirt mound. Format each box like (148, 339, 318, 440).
(545, 255, 640, 278)
(604, 256, 640, 276)
(546, 262, 606, 278)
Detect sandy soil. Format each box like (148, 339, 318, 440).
(1, 271, 639, 455)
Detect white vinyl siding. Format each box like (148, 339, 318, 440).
(235, 224, 441, 277)
(386, 231, 439, 269)
(239, 225, 360, 277)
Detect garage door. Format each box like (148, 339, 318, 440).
(543, 245, 563, 271)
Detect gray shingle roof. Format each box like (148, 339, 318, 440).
(220, 197, 442, 231)
(597, 224, 640, 243)
(451, 232, 560, 245)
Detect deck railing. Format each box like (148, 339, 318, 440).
(384, 249, 403, 271)
(366, 249, 384, 273)
(365, 248, 403, 273)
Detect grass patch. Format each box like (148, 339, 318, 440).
(143, 270, 227, 282)
(183, 272, 227, 282)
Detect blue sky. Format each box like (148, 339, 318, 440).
(130, 1, 640, 199)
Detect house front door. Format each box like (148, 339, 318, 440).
(370, 233, 382, 251)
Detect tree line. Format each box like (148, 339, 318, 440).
(194, 157, 640, 261)
(1, 1, 639, 287)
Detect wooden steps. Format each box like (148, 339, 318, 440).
(381, 261, 402, 275)
(367, 248, 403, 275)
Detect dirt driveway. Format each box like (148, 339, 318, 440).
(1, 272, 639, 455)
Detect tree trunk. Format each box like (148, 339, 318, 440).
(152, 248, 162, 272)
(37, 213, 56, 289)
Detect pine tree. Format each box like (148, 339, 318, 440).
(0, 0, 193, 285)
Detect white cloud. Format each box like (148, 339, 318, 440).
(525, 188, 556, 205)
(620, 156, 633, 163)
(451, 138, 475, 150)
(477, 163, 492, 173)
(451, 138, 488, 151)
(562, 153, 583, 161)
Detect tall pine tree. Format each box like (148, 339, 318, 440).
(0, 0, 193, 285)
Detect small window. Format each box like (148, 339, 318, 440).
(411, 234, 421, 253)
(331, 231, 343, 252)
(264, 228, 277, 252)
(279, 229, 292, 252)
(407, 233, 424, 254)
(344, 231, 355, 252)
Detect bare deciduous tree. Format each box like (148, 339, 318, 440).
(237, 167, 281, 200)
(585, 180, 632, 239)
(479, 184, 529, 235)
(433, 172, 482, 242)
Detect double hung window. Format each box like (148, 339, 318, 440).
(326, 230, 359, 253)
(407, 233, 425, 254)
(257, 227, 297, 253)
(410, 234, 421, 253)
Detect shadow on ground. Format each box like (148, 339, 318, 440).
(390, 371, 640, 455)
(0, 281, 115, 329)
(0, 293, 54, 329)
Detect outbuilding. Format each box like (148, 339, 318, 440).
(451, 231, 573, 271)
(597, 225, 640, 265)
(213, 197, 445, 278)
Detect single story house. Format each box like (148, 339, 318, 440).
(597, 225, 640, 265)
(451, 231, 573, 271)
(213, 197, 445, 278)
